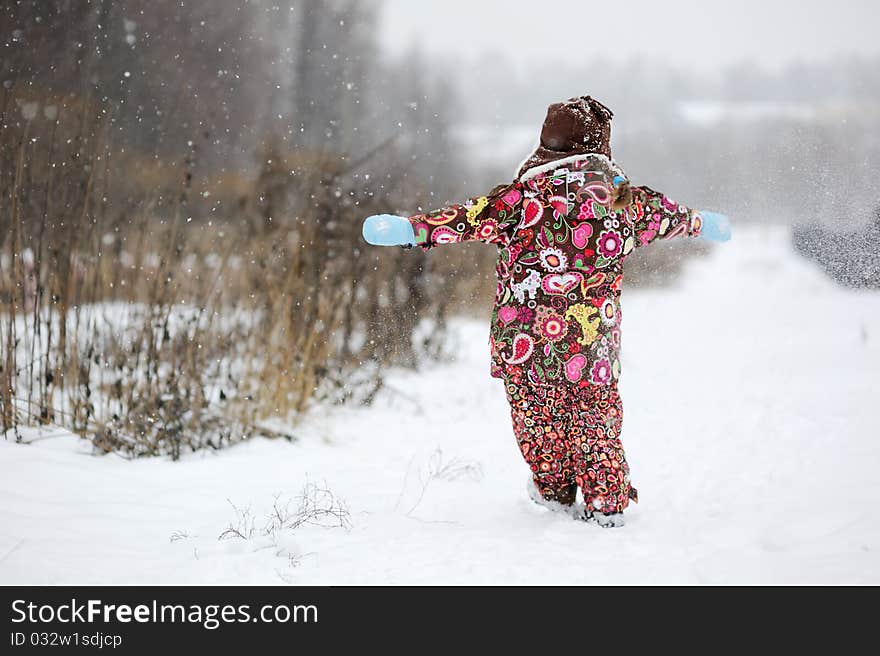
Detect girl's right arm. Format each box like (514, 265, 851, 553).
(363, 182, 524, 250)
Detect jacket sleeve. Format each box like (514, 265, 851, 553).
(627, 185, 702, 249)
(407, 182, 524, 250)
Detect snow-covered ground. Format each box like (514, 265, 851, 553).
(2, 226, 879, 584)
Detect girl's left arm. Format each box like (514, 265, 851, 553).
(624, 184, 731, 247)
(627, 185, 703, 249)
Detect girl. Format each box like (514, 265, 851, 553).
(363, 96, 730, 527)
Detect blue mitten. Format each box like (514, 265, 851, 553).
(362, 214, 417, 247)
(699, 211, 732, 242)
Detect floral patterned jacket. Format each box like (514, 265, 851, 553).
(407, 153, 703, 388)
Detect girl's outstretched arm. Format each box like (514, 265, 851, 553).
(363, 183, 524, 250)
(625, 182, 731, 248)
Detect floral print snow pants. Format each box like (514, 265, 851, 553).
(505, 380, 638, 514)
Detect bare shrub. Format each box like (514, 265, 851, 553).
(0, 2, 475, 455)
(220, 482, 351, 543)
(218, 500, 258, 542)
(0, 83, 472, 457)
(397, 448, 484, 517)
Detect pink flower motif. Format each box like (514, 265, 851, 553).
(537, 312, 567, 342)
(577, 201, 596, 221)
(517, 307, 534, 324)
(597, 229, 623, 259)
(661, 196, 679, 213)
(590, 359, 612, 385)
(477, 219, 499, 241)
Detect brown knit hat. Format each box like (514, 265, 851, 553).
(517, 96, 614, 179)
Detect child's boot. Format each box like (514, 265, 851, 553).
(526, 478, 580, 518)
(584, 510, 626, 528)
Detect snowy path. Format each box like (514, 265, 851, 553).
(2, 226, 879, 584)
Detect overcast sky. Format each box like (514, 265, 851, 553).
(380, 0, 880, 73)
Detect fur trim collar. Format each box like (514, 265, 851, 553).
(518, 153, 625, 183)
